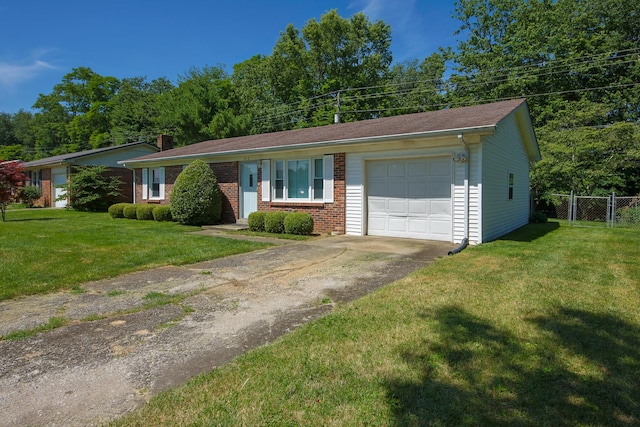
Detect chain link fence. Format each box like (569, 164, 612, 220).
(537, 193, 640, 229)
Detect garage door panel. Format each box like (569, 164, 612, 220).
(388, 199, 407, 215)
(388, 217, 408, 232)
(430, 200, 452, 216)
(367, 157, 451, 241)
(369, 197, 388, 212)
(408, 199, 428, 215)
(388, 162, 406, 177)
(409, 218, 428, 233)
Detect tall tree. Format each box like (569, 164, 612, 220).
(265, 10, 392, 127)
(157, 66, 250, 145)
(108, 76, 174, 145)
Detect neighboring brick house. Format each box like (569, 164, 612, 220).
(120, 99, 540, 244)
(21, 141, 162, 208)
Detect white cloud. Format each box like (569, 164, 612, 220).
(0, 58, 57, 88)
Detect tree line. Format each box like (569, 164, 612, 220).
(1, 0, 639, 197)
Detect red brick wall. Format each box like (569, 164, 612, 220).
(133, 154, 346, 234)
(136, 163, 240, 224)
(257, 153, 346, 235)
(38, 168, 52, 207)
(102, 167, 134, 203)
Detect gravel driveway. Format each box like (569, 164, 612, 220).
(0, 233, 454, 426)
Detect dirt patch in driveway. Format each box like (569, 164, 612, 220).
(0, 235, 454, 427)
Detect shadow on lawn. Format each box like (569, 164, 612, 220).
(385, 306, 639, 426)
(497, 221, 560, 242)
(4, 217, 60, 222)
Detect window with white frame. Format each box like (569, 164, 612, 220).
(262, 155, 333, 203)
(142, 167, 165, 200)
(29, 170, 42, 189)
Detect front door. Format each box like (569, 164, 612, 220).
(240, 162, 258, 219)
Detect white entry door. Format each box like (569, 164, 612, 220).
(52, 167, 68, 208)
(240, 162, 258, 219)
(367, 157, 452, 240)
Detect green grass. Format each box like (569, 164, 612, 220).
(2, 316, 70, 340)
(109, 222, 640, 426)
(0, 209, 270, 301)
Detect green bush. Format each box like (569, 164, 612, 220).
(108, 203, 128, 218)
(136, 204, 155, 220)
(284, 212, 314, 235)
(152, 205, 173, 222)
(122, 204, 138, 219)
(264, 211, 289, 234)
(17, 186, 42, 208)
(248, 211, 267, 231)
(66, 166, 123, 212)
(530, 210, 548, 223)
(170, 160, 222, 225)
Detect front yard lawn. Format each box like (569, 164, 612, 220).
(0, 209, 270, 301)
(110, 222, 640, 426)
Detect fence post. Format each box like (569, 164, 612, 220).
(611, 192, 616, 228)
(569, 190, 574, 225)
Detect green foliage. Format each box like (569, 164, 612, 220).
(66, 166, 123, 212)
(170, 160, 222, 225)
(618, 206, 640, 225)
(122, 203, 138, 219)
(530, 211, 548, 224)
(247, 211, 267, 231)
(136, 204, 156, 220)
(108, 203, 128, 218)
(152, 205, 173, 222)
(17, 186, 42, 208)
(284, 212, 314, 235)
(264, 211, 289, 234)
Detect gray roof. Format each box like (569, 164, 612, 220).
(122, 99, 537, 165)
(22, 141, 159, 168)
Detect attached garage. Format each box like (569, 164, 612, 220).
(51, 167, 68, 208)
(367, 157, 452, 241)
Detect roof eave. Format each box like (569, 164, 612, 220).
(119, 125, 498, 167)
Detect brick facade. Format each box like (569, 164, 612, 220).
(257, 153, 346, 235)
(135, 153, 346, 234)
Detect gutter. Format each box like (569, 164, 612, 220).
(119, 125, 497, 167)
(449, 133, 470, 255)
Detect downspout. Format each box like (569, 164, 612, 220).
(449, 133, 470, 255)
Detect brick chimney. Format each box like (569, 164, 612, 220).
(157, 134, 174, 151)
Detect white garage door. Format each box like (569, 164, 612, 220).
(367, 157, 452, 240)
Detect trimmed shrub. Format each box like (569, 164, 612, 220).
(136, 204, 155, 220)
(284, 212, 314, 235)
(248, 211, 267, 232)
(264, 211, 289, 234)
(170, 160, 222, 225)
(122, 204, 138, 219)
(108, 203, 128, 219)
(530, 210, 548, 223)
(153, 205, 173, 222)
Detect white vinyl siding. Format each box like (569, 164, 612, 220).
(480, 118, 531, 242)
(345, 154, 364, 235)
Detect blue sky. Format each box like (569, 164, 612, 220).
(0, 0, 460, 113)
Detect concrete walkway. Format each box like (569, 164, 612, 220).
(0, 233, 454, 427)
